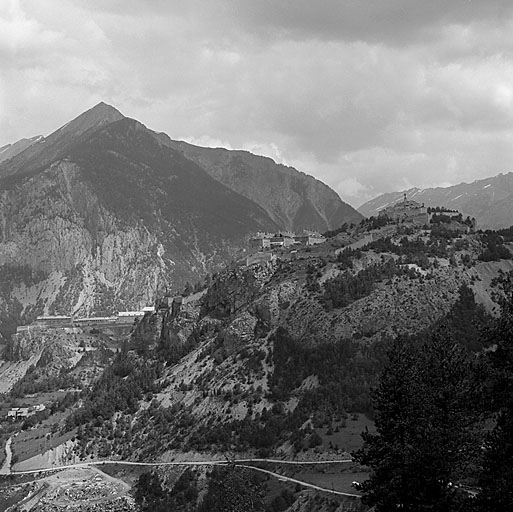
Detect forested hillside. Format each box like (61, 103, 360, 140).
(2, 214, 513, 510)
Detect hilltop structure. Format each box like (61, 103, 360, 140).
(377, 196, 476, 232)
(379, 194, 429, 225)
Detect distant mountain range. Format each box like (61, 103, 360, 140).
(359, 173, 513, 230)
(0, 135, 43, 164)
(162, 139, 361, 232)
(0, 102, 360, 335)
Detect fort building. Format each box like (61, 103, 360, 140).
(379, 194, 429, 225)
(249, 230, 326, 249)
(22, 306, 156, 331)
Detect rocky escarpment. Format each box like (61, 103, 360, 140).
(0, 161, 173, 323)
(201, 262, 278, 319)
(0, 326, 103, 394)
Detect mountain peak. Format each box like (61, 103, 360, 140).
(0, 103, 125, 180)
(88, 101, 124, 119)
(53, 102, 125, 137)
(36, 101, 125, 149)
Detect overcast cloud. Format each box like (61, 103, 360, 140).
(2, 0, 513, 206)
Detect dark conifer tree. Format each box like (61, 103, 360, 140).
(353, 336, 420, 510)
(476, 284, 513, 511)
(477, 406, 513, 512)
(354, 328, 482, 512)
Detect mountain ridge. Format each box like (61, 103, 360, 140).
(155, 136, 363, 232)
(0, 135, 43, 164)
(0, 102, 360, 337)
(359, 172, 513, 229)
(0, 102, 125, 182)
(1, 102, 361, 233)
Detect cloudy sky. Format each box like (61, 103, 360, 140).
(2, 0, 513, 207)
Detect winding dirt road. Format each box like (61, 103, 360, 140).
(3, 456, 361, 498)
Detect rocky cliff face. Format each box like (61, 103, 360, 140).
(0, 326, 111, 394)
(358, 172, 513, 229)
(0, 161, 174, 321)
(161, 138, 363, 232)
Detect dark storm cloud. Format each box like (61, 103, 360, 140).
(227, 0, 513, 44)
(83, 0, 513, 44)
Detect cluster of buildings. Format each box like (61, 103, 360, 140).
(249, 230, 326, 250)
(16, 307, 156, 332)
(7, 404, 45, 420)
(15, 295, 190, 334)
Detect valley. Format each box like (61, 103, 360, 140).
(1, 104, 513, 511)
(1, 202, 512, 510)
(0, 103, 361, 348)
(5, 1, 513, 509)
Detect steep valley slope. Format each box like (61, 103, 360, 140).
(2, 220, 512, 511)
(0, 103, 359, 338)
(56, 220, 513, 462)
(162, 138, 363, 232)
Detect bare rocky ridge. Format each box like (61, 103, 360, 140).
(0, 136, 43, 165)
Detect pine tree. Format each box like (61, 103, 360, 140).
(354, 328, 482, 511)
(477, 405, 513, 511)
(353, 336, 420, 510)
(475, 284, 513, 511)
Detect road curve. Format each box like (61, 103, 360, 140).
(8, 457, 354, 475)
(234, 463, 361, 498)
(5, 457, 359, 498)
